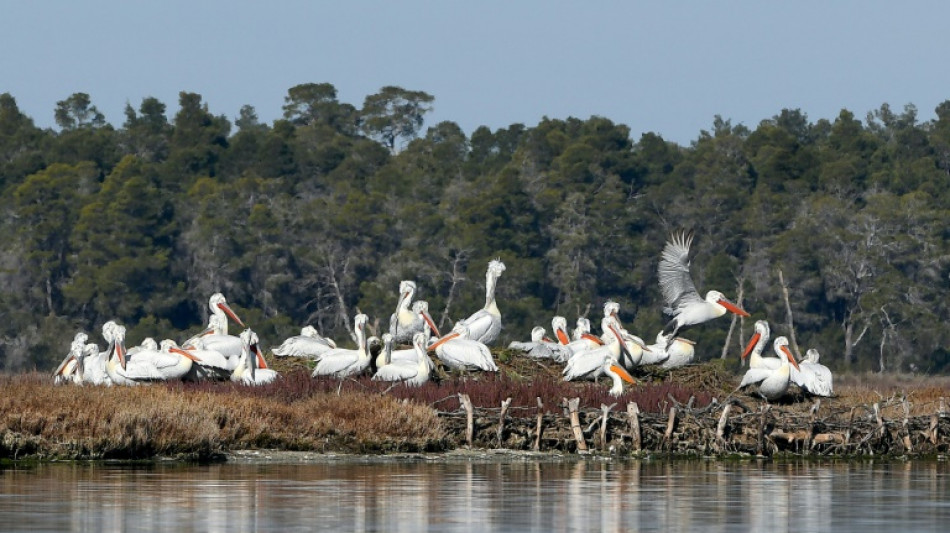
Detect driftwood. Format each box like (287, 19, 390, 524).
(436, 393, 950, 457)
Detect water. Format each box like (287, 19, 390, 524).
(2, 457, 949, 532)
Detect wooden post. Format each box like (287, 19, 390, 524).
(566, 397, 588, 453)
(873, 403, 884, 439)
(930, 413, 939, 446)
(627, 402, 641, 452)
(902, 398, 912, 453)
(533, 397, 544, 451)
(806, 400, 820, 450)
(757, 405, 771, 456)
(941, 397, 947, 417)
(599, 403, 616, 451)
(716, 404, 732, 447)
(845, 407, 856, 446)
(497, 397, 512, 448)
(664, 407, 677, 449)
(459, 393, 474, 448)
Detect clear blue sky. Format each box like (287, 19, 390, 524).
(3, 1, 949, 146)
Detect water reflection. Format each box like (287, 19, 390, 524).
(2, 459, 949, 532)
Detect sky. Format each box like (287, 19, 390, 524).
(2, 1, 949, 146)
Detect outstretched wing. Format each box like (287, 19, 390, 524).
(658, 231, 703, 315)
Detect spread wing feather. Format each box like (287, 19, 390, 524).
(658, 231, 703, 315)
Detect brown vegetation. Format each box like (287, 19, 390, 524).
(4, 353, 950, 461)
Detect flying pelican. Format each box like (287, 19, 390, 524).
(737, 336, 801, 400)
(182, 293, 246, 357)
(792, 349, 834, 397)
(658, 231, 749, 343)
(231, 329, 278, 385)
(657, 332, 697, 369)
(429, 324, 498, 371)
(563, 316, 631, 382)
(376, 332, 435, 372)
(53, 332, 90, 385)
(103, 322, 166, 385)
(452, 259, 506, 345)
(272, 325, 337, 358)
(373, 332, 432, 386)
(311, 314, 372, 378)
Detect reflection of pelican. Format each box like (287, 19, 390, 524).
(273, 325, 337, 358)
(658, 232, 749, 342)
(453, 259, 506, 345)
(373, 332, 431, 386)
(429, 324, 498, 371)
(311, 314, 371, 378)
(738, 336, 801, 400)
(792, 349, 834, 397)
(232, 329, 277, 385)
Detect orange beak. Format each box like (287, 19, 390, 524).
(421, 311, 441, 338)
(555, 327, 570, 345)
(254, 345, 268, 369)
(610, 364, 636, 384)
(718, 297, 750, 317)
(116, 341, 127, 370)
(171, 346, 202, 362)
(781, 345, 800, 371)
(427, 332, 460, 352)
(581, 333, 605, 346)
(742, 332, 761, 360)
(218, 302, 246, 328)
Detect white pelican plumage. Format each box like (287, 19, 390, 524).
(600, 301, 651, 369)
(272, 325, 337, 358)
(125, 339, 202, 381)
(572, 318, 591, 341)
(182, 293, 246, 357)
(605, 359, 637, 397)
(657, 332, 697, 369)
(181, 339, 234, 381)
(311, 314, 372, 378)
(231, 329, 278, 385)
(53, 332, 90, 385)
(373, 332, 432, 386)
(429, 324, 498, 371)
(792, 349, 834, 397)
(742, 320, 778, 370)
(376, 332, 435, 372)
(737, 336, 801, 400)
(452, 259, 506, 345)
(103, 323, 166, 385)
(640, 333, 673, 367)
(658, 232, 749, 343)
(563, 316, 631, 382)
(508, 326, 570, 362)
(389, 281, 440, 344)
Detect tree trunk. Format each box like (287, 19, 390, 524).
(778, 269, 801, 360)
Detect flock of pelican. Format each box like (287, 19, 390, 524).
(52, 232, 833, 401)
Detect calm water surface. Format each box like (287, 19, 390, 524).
(2, 457, 949, 532)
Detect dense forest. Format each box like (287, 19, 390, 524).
(1, 84, 949, 374)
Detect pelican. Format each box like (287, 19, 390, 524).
(53, 332, 89, 385)
(563, 316, 631, 382)
(182, 293, 246, 357)
(572, 318, 591, 341)
(792, 349, 834, 397)
(605, 359, 637, 397)
(508, 326, 570, 361)
(600, 301, 651, 368)
(373, 332, 432, 386)
(182, 338, 234, 380)
(126, 337, 159, 358)
(311, 314, 372, 378)
(657, 332, 697, 369)
(376, 332, 435, 372)
(272, 325, 337, 358)
(556, 317, 604, 361)
(125, 339, 202, 381)
(641, 333, 673, 367)
(742, 320, 778, 369)
(231, 329, 278, 385)
(103, 322, 165, 385)
(658, 231, 749, 343)
(737, 336, 801, 400)
(390, 281, 433, 344)
(452, 259, 506, 345)
(429, 324, 498, 371)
